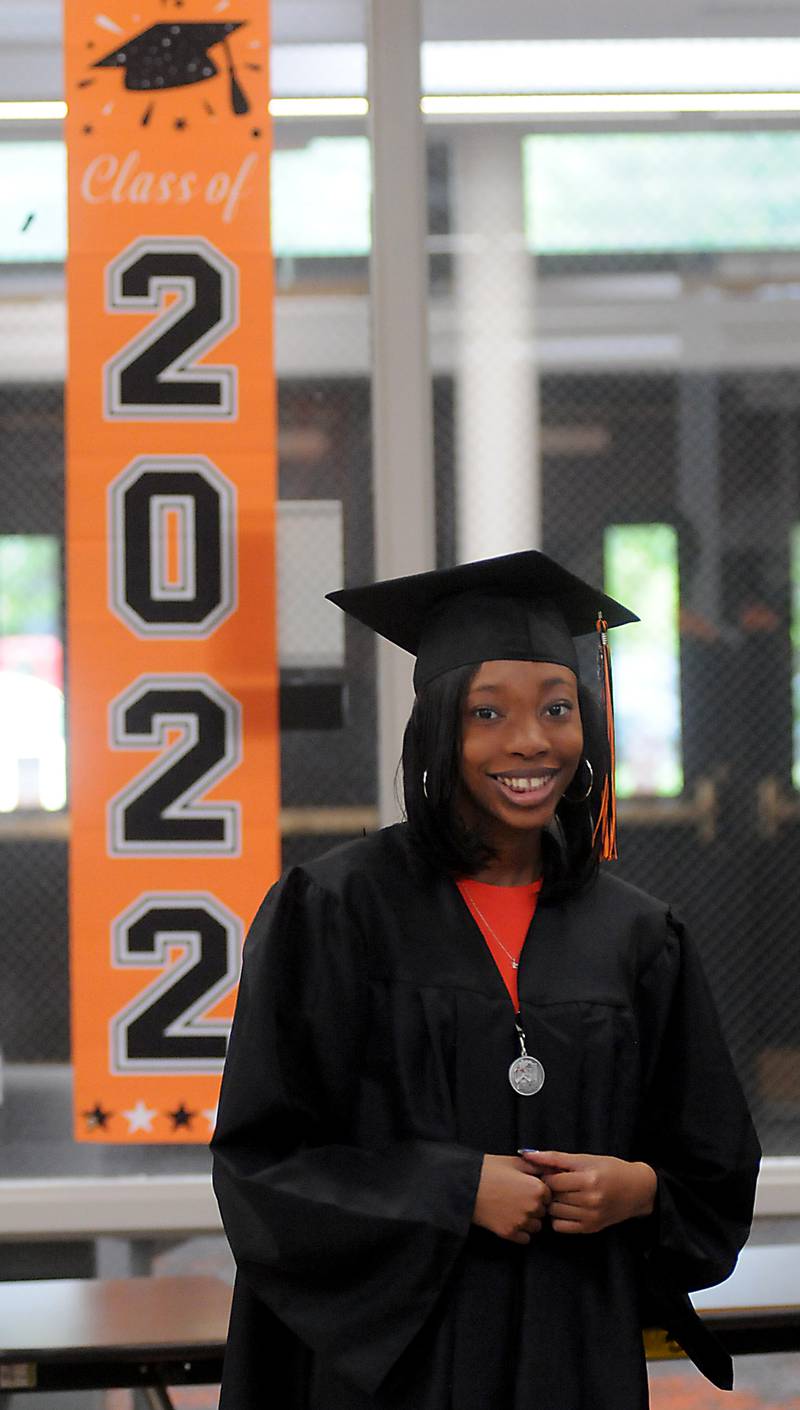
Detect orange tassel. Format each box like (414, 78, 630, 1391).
(592, 614, 618, 861)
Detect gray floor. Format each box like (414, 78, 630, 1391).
(650, 1353, 800, 1404)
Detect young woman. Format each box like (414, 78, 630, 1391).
(212, 550, 760, 1410)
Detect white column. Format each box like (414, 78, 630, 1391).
(452, 129, 540, 562)
(367, 0, 436, 825)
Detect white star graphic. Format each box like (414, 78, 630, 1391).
(123, 1099, 158, 1133)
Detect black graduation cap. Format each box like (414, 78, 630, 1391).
(328, 550, 637, 860)
(326, 550, 637, 692)
(94, 22, 250, 113)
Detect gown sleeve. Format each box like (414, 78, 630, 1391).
(211, 866, 484, 1398)
(634, 909, 761, 1293)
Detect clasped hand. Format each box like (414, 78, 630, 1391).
(472, 1151, 656, 1244)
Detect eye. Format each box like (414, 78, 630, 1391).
(470, 705, 500, 721)
(546, 700, 574, 719)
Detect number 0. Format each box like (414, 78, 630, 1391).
(109, 455, 237, 638)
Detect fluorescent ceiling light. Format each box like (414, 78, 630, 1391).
(269, 97, 368, 118)
(272, 38, 800, 99)
(422, 92, 800, 116)
(6, 37, 800, 116)
(0, 101, 67, 120)
(9, 91, 800, 123)
(0, 98, 367, 121)
(271, 93, 800, 119)
(421, 39, 800, 96)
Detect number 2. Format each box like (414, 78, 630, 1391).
(108, 675, 241, 856)
(111, 893, 241, 1072)
(104, 236, 238, 420)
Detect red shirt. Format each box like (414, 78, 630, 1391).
(456, 877, 543, 1012)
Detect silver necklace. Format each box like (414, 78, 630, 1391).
(462, 886, 546, 1097)
(463, 890, 522, 969)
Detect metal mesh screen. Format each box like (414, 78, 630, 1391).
(0, 838, 69, 1061)
(0, 383, 68, 1060)
(429, 121, 800, 1157)
(0, 383, 64, 536)
(435, 219, 800, 1154)
(541, 362, 800, 1156)
(2, 120, 800, 1166)
(277, 378, 376, 816)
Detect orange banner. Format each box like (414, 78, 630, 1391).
(64, 0, 278, 1141)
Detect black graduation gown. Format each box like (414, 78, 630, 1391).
(211, 824, 760, 1410)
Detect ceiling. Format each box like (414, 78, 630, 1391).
(3, 0, 800, 99)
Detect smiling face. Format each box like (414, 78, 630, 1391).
(458, 659, 584, 849)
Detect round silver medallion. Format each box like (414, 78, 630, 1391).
(508, 1055, 545, 1096)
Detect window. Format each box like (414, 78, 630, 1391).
(0, 535, 65, 811)
(603, 523, 683, 798)
(0, 141, 67, 262)
(272, 138, 370, 257)
(523, 132, 800, 255)
(0, 137, 371, 264)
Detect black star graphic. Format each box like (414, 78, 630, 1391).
(168, 1103, 195, 1130)
(83, 1103, 112, 1130)
(174, 117, 187, 130)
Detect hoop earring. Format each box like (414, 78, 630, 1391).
(563, 758, 594, 803)
(422, 769, 429, 800)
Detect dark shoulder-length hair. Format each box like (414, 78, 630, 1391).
(400, 663, 610, 902)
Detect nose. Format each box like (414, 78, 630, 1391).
(507, 712, 549, 757)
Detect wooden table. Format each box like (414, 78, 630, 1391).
(0, 1275, 231, 1407)
(693, 1244, 800, 1357)
(1, 1252, 797, 1401)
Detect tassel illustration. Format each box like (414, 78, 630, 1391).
(223, 35, 250, 115)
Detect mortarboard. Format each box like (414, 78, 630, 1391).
(326, 550, 637, 689)
(94, 22, 250, 114)
(327, 549, 639, 859)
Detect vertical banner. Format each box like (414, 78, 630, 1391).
(64, 0, 278, 1141)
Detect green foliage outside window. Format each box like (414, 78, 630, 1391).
(0, 535, 60, 637)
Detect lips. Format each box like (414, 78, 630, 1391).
(490, 771, 560, 805)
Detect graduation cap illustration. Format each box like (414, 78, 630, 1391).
(328, 549, 639, 859)
(94, 21, 250, 114)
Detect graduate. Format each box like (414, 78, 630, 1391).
(211, 549, 760, 1410)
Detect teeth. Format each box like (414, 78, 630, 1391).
(496, 775, 549, 792)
